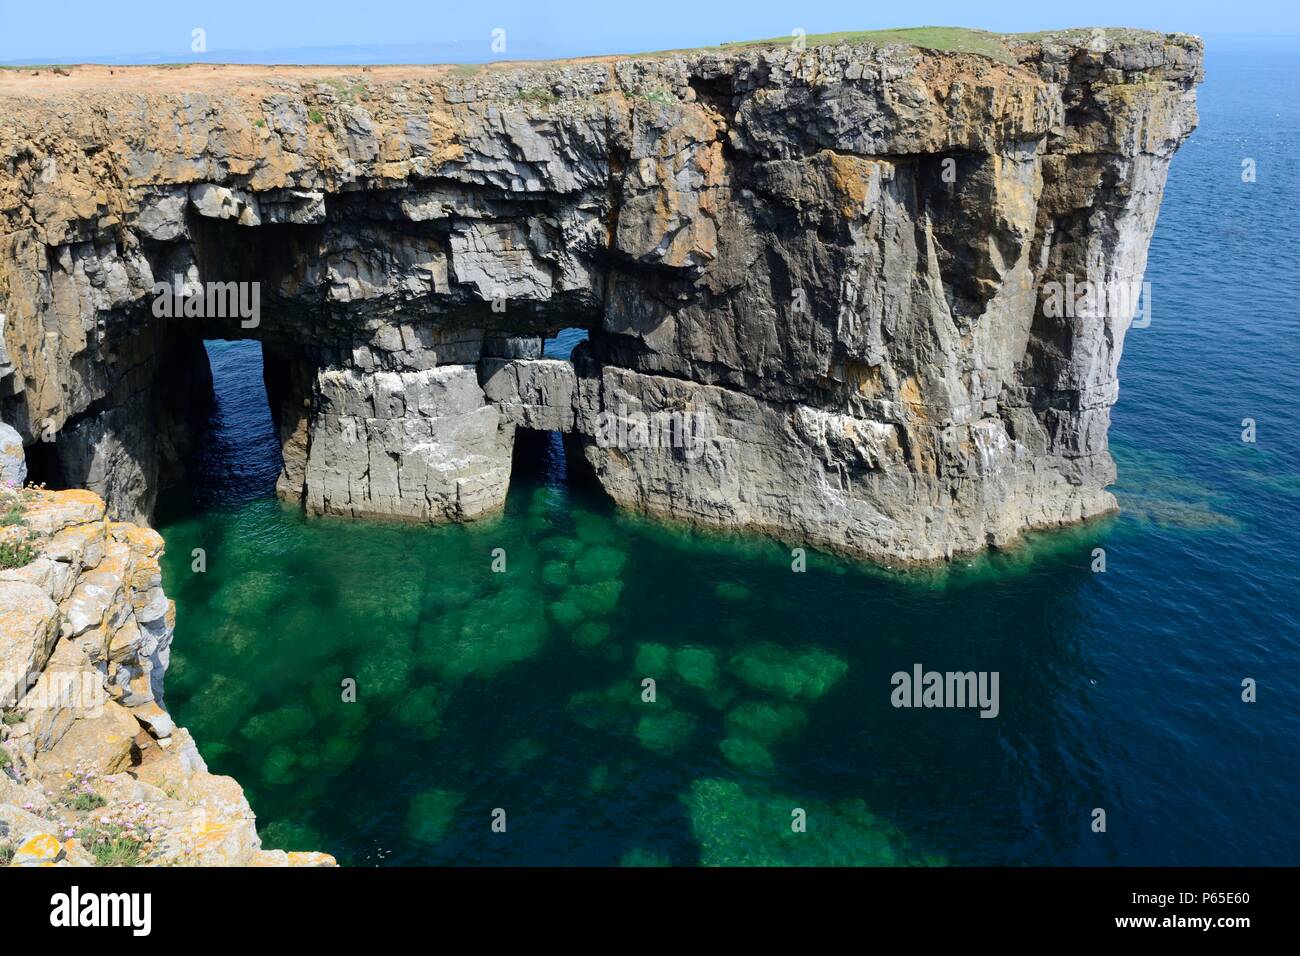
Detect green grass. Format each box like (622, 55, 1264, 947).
(500, 25, 1048, 70)
(77, 824, 146, 867)
(68, 791, 108, 812)
(308, 109, 325, 124)
(0, 537, 36, 570)
(0, 501, 23, 526)
(516, 86, 557, 107)
(634, 88, 676, 106)
(0, 28, 1167, 80)
(325, 77, 368, 103)
(720, 26, 1022, 65)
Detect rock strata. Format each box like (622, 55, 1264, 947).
(0, 29, 1202, 562)
(0, 473, 333, 866)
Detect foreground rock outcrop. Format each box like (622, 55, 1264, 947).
(0, 28, 1202, 562)
(0, 477, 332, 866)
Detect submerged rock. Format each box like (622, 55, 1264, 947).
(573, 546, 629, 583)
(683, 778, 942, 866)
(568, 580, 623, 617)
(499, 737, 547, 771)
(673, 647, 720, 690)
(725, 701, 809, 745)
(241, 704, 317, 746)
(634, 643, 672, 677)
(418, 591, 549, 681)
(404, 788, 465, 845)
(571, 620, 612, 648)
(635, 709, 697, 753)
(538, 536, 585, 561)
(728, 643, 848, 701)
(566, 680, 641, 731)
(391, 685, 447, 739)
(547, 598, 585, 630)
(541, 559, 572, 588)
(719, 737, 775, 773)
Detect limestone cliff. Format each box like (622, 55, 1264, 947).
(0, 476, 332, 866)
(0, 29, 1202, 562)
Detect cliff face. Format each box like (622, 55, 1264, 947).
(0, 478, 332, 866)
(0, 29, 1202, 562)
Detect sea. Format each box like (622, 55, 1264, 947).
(156, 42, 1300, 866)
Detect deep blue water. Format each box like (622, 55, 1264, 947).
(157, 46, 1300, 866)
(1089, 45, 1300, 865)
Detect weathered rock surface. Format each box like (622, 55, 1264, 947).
(481, 358, 578, 433)
(0, 423, 24, 487)
(0, 29, 1202, 562)
(0, 477, 333, 866)
(304, 365, 514, 520)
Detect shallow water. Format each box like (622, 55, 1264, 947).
(157, 47, 1300, 866)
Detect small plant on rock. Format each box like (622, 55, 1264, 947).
(69, 789, 107, 811)
(0, 479, 24, 525)
(76, 803, 160, 867)
(517, 86, 557, 107)
(325, 77, 367, 103)
(0, 481, 39, 568)
(61, 764, 107, 811)
(0, 533, 37, 570)
(78, 822, 145, 866)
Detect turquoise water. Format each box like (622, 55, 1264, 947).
(157, 47, 1300, 866)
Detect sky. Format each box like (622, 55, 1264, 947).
(0, 0, 1296, 64)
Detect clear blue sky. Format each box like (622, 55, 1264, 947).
(0, 0, 1295, 63)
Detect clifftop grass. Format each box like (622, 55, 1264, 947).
(722, 26, 1022, 65)
(1, 26, 1183, 77)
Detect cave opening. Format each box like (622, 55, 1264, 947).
(21, 431, 64, 491)
(505, 428, 606, 513)
(156, 338, 284, 516)
(510, 428, 568, 487)
(543, 327, 589, 359)
(504, 325, 603, 506)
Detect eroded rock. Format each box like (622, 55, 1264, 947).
(0, 30, 1202, 562)
(0, 489, 334, 867)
